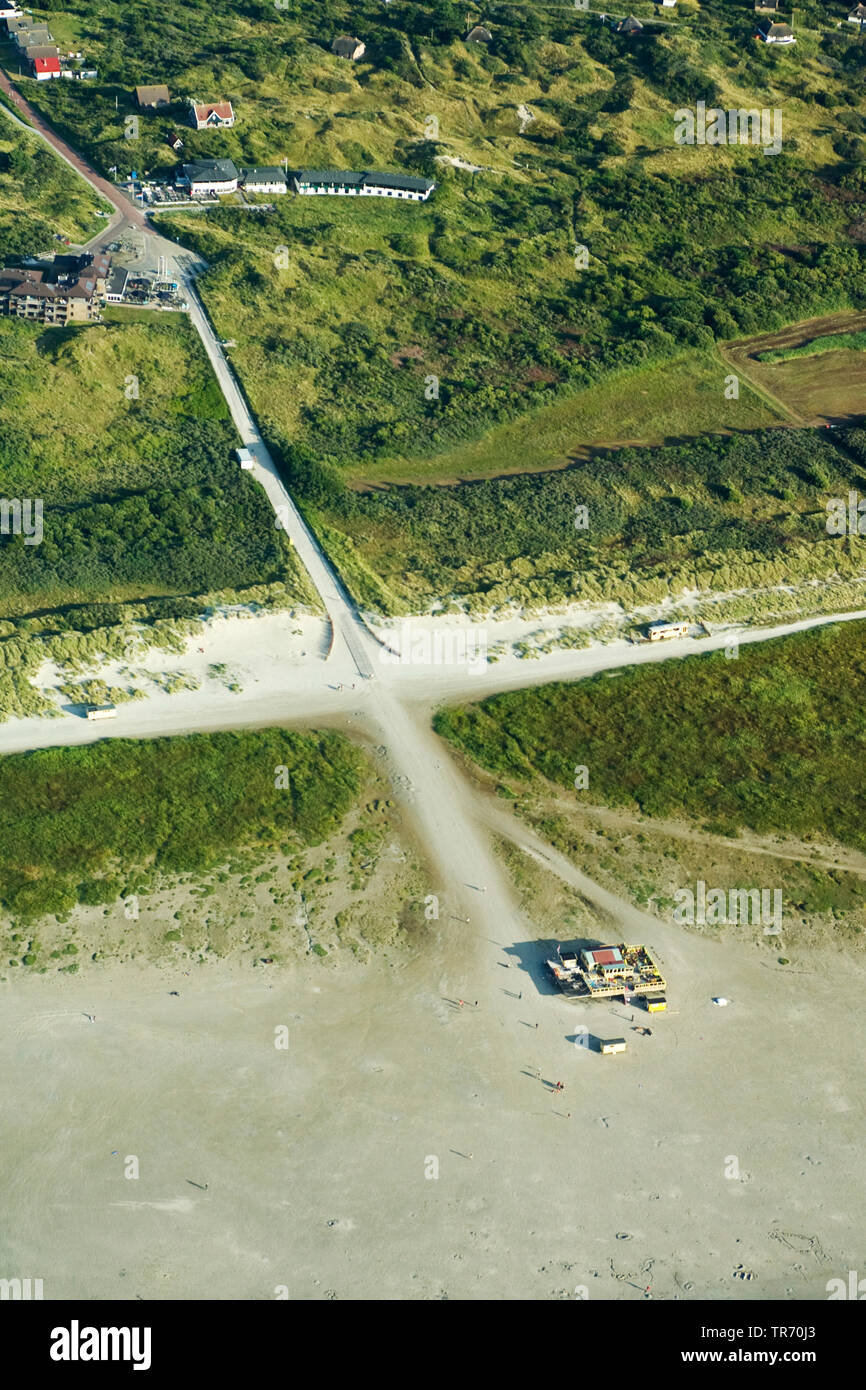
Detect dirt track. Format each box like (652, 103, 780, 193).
(721, 311, 866, 427)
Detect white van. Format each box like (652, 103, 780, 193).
(85, 705, 117, 721)
(647, 621, 689, 642)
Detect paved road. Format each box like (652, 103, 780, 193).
(0, 67, 144, 241)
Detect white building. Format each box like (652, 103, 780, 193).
(189, 100, 235, 130)
(177, 158, 239, 195)
(331, 35, 365, 60)
(293, 169, 435, 202)
(756, 19, 796, 41)
(240, 167, 288, 195)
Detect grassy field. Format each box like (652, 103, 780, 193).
(346, 349, 784, 486)
(757, 329, 866, 364)
(296, 424, 866, 616)
(0, 313, 315, 621)
(434, 617, 866, 853)
(0, 106, 109, 252)
(724, 310, 866, 423)
(0, 727, 365, 920)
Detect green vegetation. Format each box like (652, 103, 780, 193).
(0, 727, 366, 918)
(157, 163, 861, 484)
(434, 618, 866, 852)
(293, 425, 866, 615)
(0, 110, 109, 252)
(0, 315, 314, 622)
(757, 329, 866, 363)
(11, 1, 863, 487)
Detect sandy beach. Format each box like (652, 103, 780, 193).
(2, 821, 861, 1301)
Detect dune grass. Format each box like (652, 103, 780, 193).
(434, 618, 866, 852)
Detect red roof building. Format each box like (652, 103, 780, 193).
(189, 100, 234, 130)
(32, 54, 61, 79)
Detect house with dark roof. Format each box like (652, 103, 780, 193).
(615, 15, 644, 33)
(847, 2, 866, 21)
(292, 169, 435, 201)
(331, 35, 365, 60)
(177, 158, 239, 194)
(104, 267, 129, 303)
(189, 100, 235, 130)
(136, 84, 171, 109)
(24, 43, 60, 63)
(166, 132, 184, 151)
(467, 24, 493, 43)
(47, 251, 110, 295)
(240, 167, 288, 194)
(12, 23, 52, 48)
(756, 18, 796, 40)
(4, 15, 31, 39)
(0, 258, 102, 324)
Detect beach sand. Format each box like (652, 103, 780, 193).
(2, 896, 860, 1301)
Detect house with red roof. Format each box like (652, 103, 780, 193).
(32, 54, 61, 80)
(189, 100, 235, 130)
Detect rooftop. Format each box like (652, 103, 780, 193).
(136, 84, 170, 104)
(192, 101, 234, 121)
(294, 169, 434, 192)
(241, 167, 288, 182)
(180, 158, 239, 181)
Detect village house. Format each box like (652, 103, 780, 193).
(331, 35, 366, 60)
(466, 24, 493, 42)
(615, 15, 644, 33)
(176, 158, 239, 195)
(5, 16, 35, 39)
(31, 54, 61, 80)
(756, 18, 796, 41)
(189, 100, 235, 129)
(166, 132, 184, 151)
(136, 84, 171, 109)
(0, 5, 23, 21)
(660, 0, 677, 8)
(12, 22, 53, 48)
(754, 0, 781, 10)
(292, 169, 435, 202)
(240, 166, 288, 195)
(24, 43, 60, 63)
(847, 2, 866, 21)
